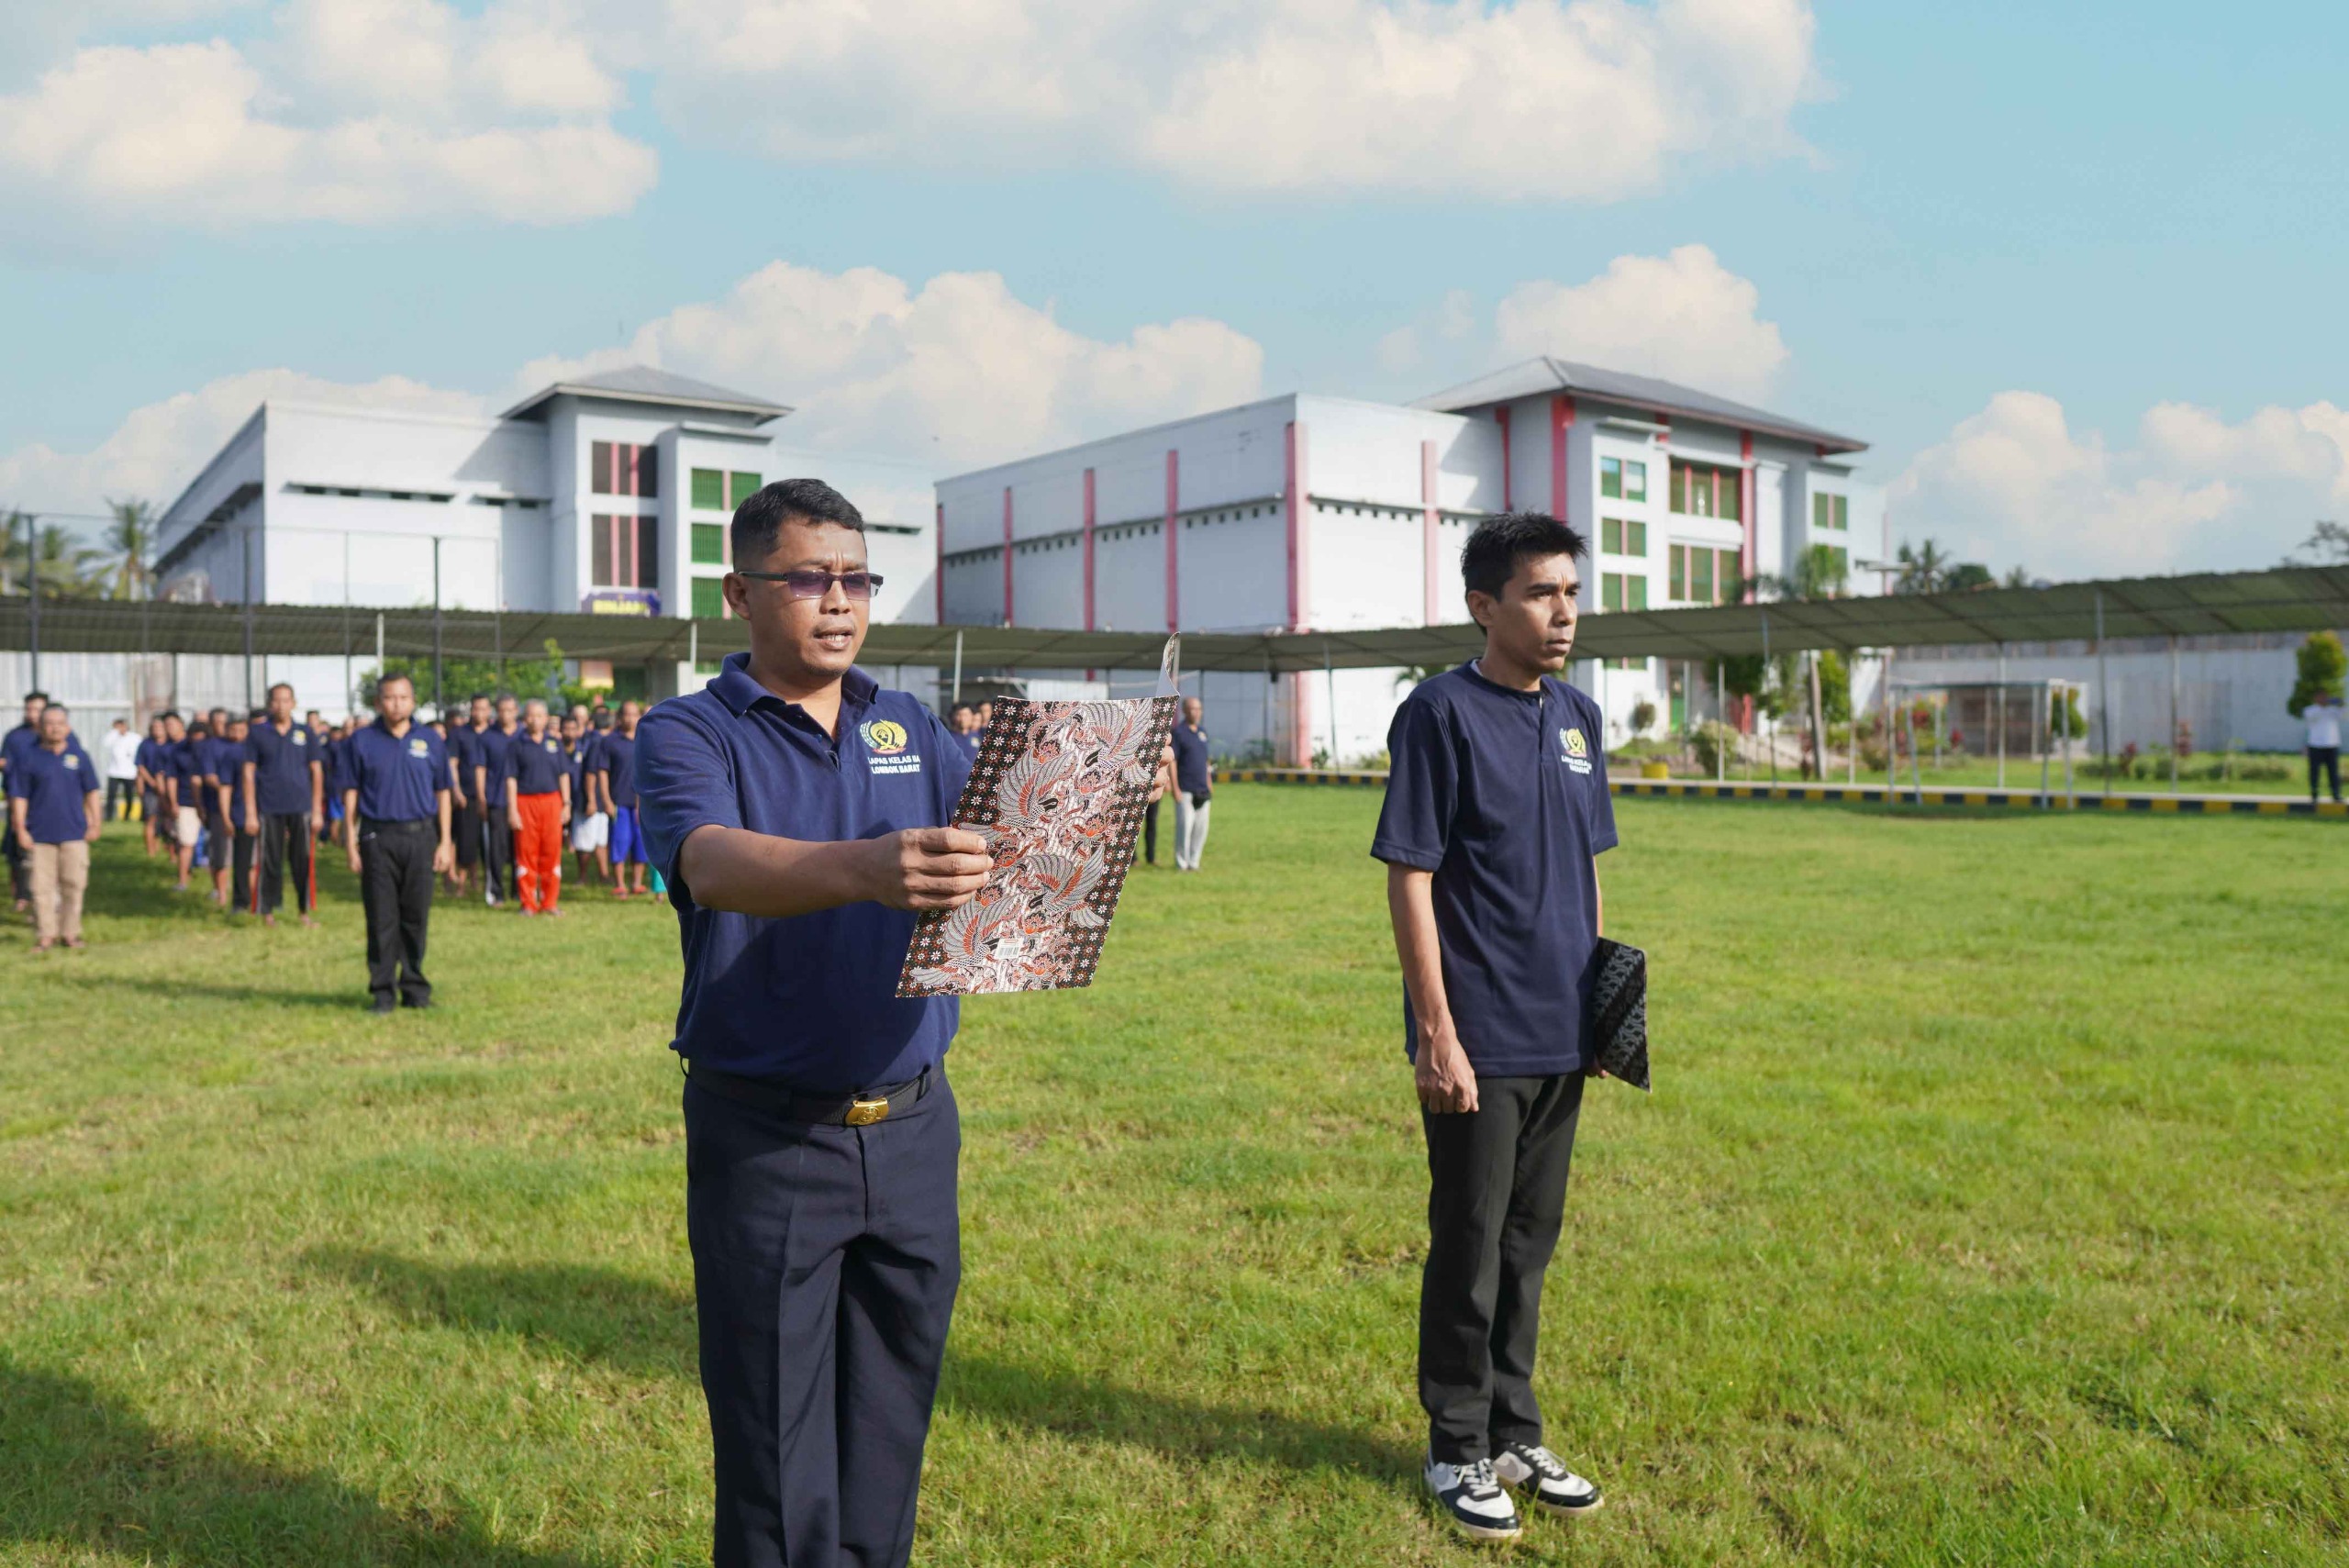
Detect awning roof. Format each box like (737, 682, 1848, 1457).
(5, 567, 2343, 674)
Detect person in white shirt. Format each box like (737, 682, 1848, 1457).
(102, 717, 141, 821)
(2306, 693, 2343, 804)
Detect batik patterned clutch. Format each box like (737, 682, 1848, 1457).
(896, 693, 1177, 996)
(1587, 937, 1651, 1091)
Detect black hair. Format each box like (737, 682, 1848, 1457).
(378, 671, 416, 695)
(732, 478, 864, 570)
(1460, 512, 1588, 600)
(268, 682, 295, 700)
(160, 709, 181, 722)
(949, 702, 973, 715)
(471, 692, 493, 706)
(24, 690, 49, 705)
(188, 721, 210, 738)
(249, 707, 269, 721)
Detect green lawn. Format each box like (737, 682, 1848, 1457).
(3, 789, 2343, 1566)
(1648, 752, 2314, 797)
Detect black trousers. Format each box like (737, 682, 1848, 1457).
(4, 831, 26, 902)
(2310, 746, 2341, 803)
(1419, 1072, 1586, 1465)
(106, 778, 136, 817)
(685, 1070, 962, 1568)
(358, 817, 436, 1005)
(481, 808, 512, 903)
(1143, 798, 1160, 863)
(453, 799, 482, 866)
(259, 811, 314, 915)
(231, 827, 257, 913)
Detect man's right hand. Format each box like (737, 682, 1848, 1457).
(1416, 1029, 1479, 1115)
(346, 843, 363, 875)
(863, 827, 993, 911)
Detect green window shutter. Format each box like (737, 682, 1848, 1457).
(729, 472, 763, 507)
(1692, 550, 1713, 603)
(1600, 457, 1621, 499)
(692, 522, 725, 565)
(693, 469, 724, 509)
(1601, 517, 1621, 554)
(692, 577, 724, 618)
(1720, 550, 1741, 602)
(1625, 460, 1646, 501)
(1811, 492, 1826, 528)
(1719, 468, 1741, 522)
(1668, 545, 1686, 600)
(1602, 573, 1622, 612)
(1629, 575, 1648, 610)
(1834, 495, 1849, 529)
(1628, 520, 1646, 557)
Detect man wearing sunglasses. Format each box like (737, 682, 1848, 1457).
(634, 478, 992, 1568)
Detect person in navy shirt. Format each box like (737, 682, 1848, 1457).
(1372, 513, 1616, 1540)
(3, 690, 49, 911)
(195, 710, 239, 906)
(1168, 695, 1213, 871)
(597, 700, 648, 899)
(136, 717, 170, 860)
(242, 683, 324, 925)
(340, 672, 454, 1012)
(8, 703, 100, 949)
(639, 479, 1056, 1568)
(470, 695, 519, 906)
(504, 697, 573, 916)
(446, 694, 487, 898)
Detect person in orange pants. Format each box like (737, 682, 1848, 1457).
(505, 698, 573, 916)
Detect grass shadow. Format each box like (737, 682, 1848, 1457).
(43, 972, 361, 1010)
(0, 1355, 595, 1567)
(312, 1249, 1413, 1482)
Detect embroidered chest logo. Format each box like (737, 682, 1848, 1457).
(408, 739, 430, 758)
(859, 717, 923, 776)
(62, 754, 80, 770)
(293, 731, 306, 746)
(1559, 726, 1593, 776)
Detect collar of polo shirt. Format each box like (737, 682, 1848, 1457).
(709, 650, 880, 719)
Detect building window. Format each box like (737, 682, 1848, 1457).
(1600, 573, 1649, 612)
(692, 468, 725, 510)
(731, 471, 762, 506)
(1600, 456, 1648, 502)
(1812, 491, 1849, 530)
(591, 514, 658, 589)
(593, 441, 659, 498)
(691, 576, 725, 618)
(1668, 544, 1745, 604)
(1601, 517, 1647, 557)
(691, 522, 726, 565)
(1670, 461, 1742, 521)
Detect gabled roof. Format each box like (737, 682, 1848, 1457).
(500, 365, 791, 424)
(1414, 356, 1865, 454)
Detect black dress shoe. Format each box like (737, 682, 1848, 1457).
(369, 996, 396, 1015)
(401, 996, 433, 1010)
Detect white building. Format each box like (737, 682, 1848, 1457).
(152, 366, 936, 714)
(937, 358, 1881, 765)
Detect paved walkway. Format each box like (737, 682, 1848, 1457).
(1212, 767, 2348, 817)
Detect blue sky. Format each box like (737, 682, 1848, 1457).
(3, 0, 2343, 577)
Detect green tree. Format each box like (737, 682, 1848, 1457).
(1817, 649, 1852, 725)
(1892, 539, 1950, 595)
(2281, 520, 2348, 567)
(1944, 562, 1995, 592)
(104, 498, 155, 600)
(2287, 630, 2346, 717)
(2, 517, 108, 597)
(359, 639, 596, 716)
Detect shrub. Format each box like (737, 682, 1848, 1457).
(1630, 699, 1657, 736)
(2287, 631, 2346, 717)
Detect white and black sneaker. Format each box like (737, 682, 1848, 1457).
(1424, 1454, 1521, 1541)
(1494, 1440, 1602, 1517)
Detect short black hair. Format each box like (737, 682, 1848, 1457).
(24, 690, 49, 705)
(733, 478, 864, 569)
(268, 682, 295, 700)
(188, 720, 210, 738)
(160, 708, 181, 722)
(1460, 512, 1588, 600)
(378, 671, 415, 695)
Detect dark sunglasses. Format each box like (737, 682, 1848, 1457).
(733, 569, 885, 600)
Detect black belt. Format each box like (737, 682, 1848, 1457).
(686, 1062, 934, 1127)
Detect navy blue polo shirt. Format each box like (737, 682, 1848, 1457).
(245, 719, 318, 816)
(342, 719, 449, 822)
(445, 723, 473, 803)
(219, 736, 255, 828)
(136, 736, 167, 782)
(1, 722, 38, 777)
(1371, 663, 1618, 1077)
(637, 654, 974, 1091)
(600, 732, 639, 809)
(510, 731, 567, 795)
(8, 740, 97, 842)
(563, 738, 591, 801)
(1171, 721, 1212, 795)
(473, 725, 517, 797)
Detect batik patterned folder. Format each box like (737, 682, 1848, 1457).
(896, 639, 1179, 996)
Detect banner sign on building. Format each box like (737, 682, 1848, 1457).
(582, 589, 660, 617)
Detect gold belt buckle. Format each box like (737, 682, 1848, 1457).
(846, 1095, 889, 1127)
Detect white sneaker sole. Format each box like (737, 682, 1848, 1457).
(1443, 1514, 1522, 1543)
(1530, 1493, 1603, 1518)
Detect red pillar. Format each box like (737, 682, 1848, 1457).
(1495, 406, 1512, 510)
(1082, 466, 1097, 632)
(1741, 430, 1756, 602)
(1421, 438, 1441, 626)
(1548, 395, 1575, 523)
(1163, 449, 1180, 632)
(1001, 485, 1014, 627)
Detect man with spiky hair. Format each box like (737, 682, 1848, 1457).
(1374, 512, 1615, 1542)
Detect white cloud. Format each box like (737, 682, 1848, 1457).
(0, 1, 652, 229)
(5, 261, 1259, 518)
(518, 261, 1265, 469)
(1493, 243, 1788, 400)
(1889, 390, 2349, 577)
(651, 0, 1818, 201)
(0, 370, 484, 520)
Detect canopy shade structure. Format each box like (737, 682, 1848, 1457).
(4, 566, 2344, 674)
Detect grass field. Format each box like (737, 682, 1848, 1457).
(3, 788, 2345, 1566)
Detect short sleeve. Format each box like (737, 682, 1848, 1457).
(430, 738, 451, 793)
(1371, 693, 1456, 871)
(637, 706, 739, 892)
(78, 745, 100, 794)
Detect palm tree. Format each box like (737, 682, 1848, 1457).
(1748, 544, 1850, 779)
(1892, 539, 1950, 595)
(2, 520, 109, 598)
(105, 498, 155, 599)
